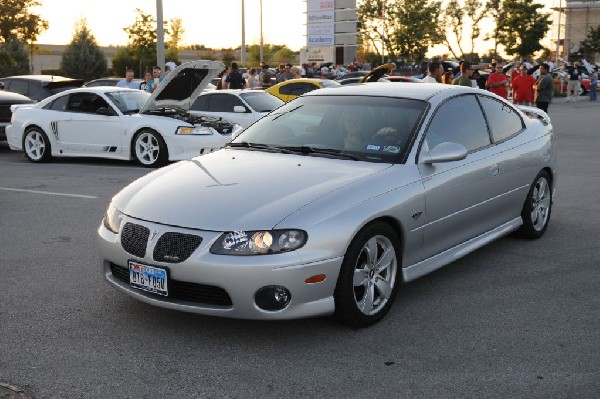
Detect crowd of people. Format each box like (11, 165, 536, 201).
(117, 57, 599, 113)
(419, 60, 599, 113)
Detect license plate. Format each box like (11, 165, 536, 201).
(129, 260, 168, 296)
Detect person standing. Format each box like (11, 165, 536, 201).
(146, 66, 164, 93)
(511, 65, 536, 106)
(590, 67, 598, 102)
(139, 71, 152, 91)
(452, 62, 473, 86)
(533, 63, 553, 113)
(486, 64, 509, 99)
(246, 68, 260, 89)
(421, 61, 441, 83)
(566, 62, 582, 102)
(226, 62, 245, 89)
(116, 69, 139, 89)
(260, 65, 273, 88)
(441, 71, 454, 84)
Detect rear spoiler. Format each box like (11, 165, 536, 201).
(516, 105, 551, 126)
(43, 79, 84, 89)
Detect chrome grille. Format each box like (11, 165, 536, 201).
(121, 223, 149, 258)
(153, 232, 202, 263)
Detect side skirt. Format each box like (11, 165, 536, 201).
(402, 217, 522, 282)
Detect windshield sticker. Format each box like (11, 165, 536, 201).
(383, 146, 401, 153)
(366, 144, 381, 151)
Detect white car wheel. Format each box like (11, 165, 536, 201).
(134, 130, 167, 167)
(23, 128, 52, 163)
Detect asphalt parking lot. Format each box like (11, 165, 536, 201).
(0, 97, 599, 398)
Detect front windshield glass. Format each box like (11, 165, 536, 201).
(240, 91, 284, 112)
(106, 91, 150, 114)
(232, 95, 427, 163)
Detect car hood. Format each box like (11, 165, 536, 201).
(140, 60, 225, 114)
(115, 149, 391, 231)
(359, 63, 395, 83)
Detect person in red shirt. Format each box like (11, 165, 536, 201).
(486, 64, 509, 99)
(511, 65, 536, 105)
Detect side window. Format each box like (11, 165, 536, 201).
(278, 83, 295, 95)
(8, 80, 29, 96)
(191, 96, 210, 111)
(425, 95, 491, 152)
(283, 83, 315, 96)
(208, 94, 245, 112)
(67, 93, 109, 114)
(477, 95, 524, 142)
(46, 95, 69, 111)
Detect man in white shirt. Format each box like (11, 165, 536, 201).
(421, 62, 441, 83)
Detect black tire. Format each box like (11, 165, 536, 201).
(334, 222, 401, 328)
(515, 170, 552, 239)
(133, 130, 168, 167)
(22, 127, 52, 163)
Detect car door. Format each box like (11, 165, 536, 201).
(417, 94, 508, 260)
(55, 92, 123, 154)
(191, 93, 254, 128)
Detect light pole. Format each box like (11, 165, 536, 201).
(241, 0, 246, 65)
(260, 0, 264, 63)
(156, 0, 165, 73)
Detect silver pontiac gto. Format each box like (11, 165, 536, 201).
(98, 82, 556, 327)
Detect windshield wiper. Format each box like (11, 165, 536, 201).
(281, 145, 361, 161)
(227, 141, 294, 154)
(123, 108, 140, 115)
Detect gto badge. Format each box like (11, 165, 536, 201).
(150, 230, 159, 241)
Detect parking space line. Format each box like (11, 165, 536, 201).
(0, 187, 97, 199)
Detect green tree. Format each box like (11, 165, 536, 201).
(579, 25, 600, 57)
(483, 0, 503, 58)
(358, 0, 442, 62)
(167, 17, 184, 61)
(61, 19, 107, 81)
(440, 0, 486, 61)
(0, 0, 48, 44)
(495, 0, 551, 59)
(0, 35, 29, 76)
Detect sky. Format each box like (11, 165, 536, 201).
(35, 0, 307, 50)
(33, 0, 558, 59)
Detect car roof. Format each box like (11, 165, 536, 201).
(0, 75, 80, 83)
(305, 81, 469, 101)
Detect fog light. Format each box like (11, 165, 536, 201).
(255, 286, 291, 311)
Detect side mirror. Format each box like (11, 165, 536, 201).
(96, 107, 115, 116)
(421, 142, 468, 164)
(233, 105, 247, 113)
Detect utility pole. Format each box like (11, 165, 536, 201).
(156, 0, 165, 73)
(260, 0, 264, 63)
(241, 0, 246, 65)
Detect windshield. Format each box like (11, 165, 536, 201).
(232, 95, 426, 163)
(106, 91, 150, 114)
(240, 91, 284, 112)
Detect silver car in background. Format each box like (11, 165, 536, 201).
(98, 83, 556, 327)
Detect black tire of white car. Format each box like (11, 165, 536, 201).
(334, 222, 401, 328)
(516, 170, 552, 239)
(133, 130, 168, 167)
(22, 127, 52, 163)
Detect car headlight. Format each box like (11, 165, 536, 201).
(102, 203, 124, 234)
(210, 230, 307, 255)
(176, 126, 213, 135)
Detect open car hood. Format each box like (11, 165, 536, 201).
(359, 63, 395, 83)
(140, 60, 225, 114)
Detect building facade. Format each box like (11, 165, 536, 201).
(553, 0, 600, 61)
